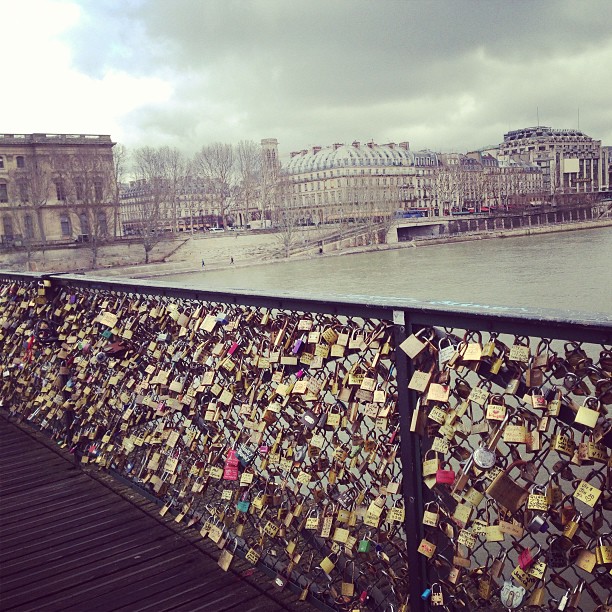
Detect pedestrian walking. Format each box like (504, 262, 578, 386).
(201, 258, 205, 268)
(230, 256, 234, 264)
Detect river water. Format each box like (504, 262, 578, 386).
(163, 227, 611, 315)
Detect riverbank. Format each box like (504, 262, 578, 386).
(94, 216, 611, 280)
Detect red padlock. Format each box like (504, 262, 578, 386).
(518, 544, 540, 570)
(223, 449, 239, 480)
(435, 461, 456, 485)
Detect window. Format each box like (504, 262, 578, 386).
(0, 183, 7, 203)
(79, 213, 90, 236)
(94, 180, 103, 201)
(55, 180, 66, 201)
(3, 216, 14, 239)
(60, 214, 72, 236)
(18, 179, 28, 202)
(75, 178, 84, 200)
(0, 156, 4, 169)
(97, 211, 108, 235)
(24, 214, 34, 239)
(16, 156, 25, 169)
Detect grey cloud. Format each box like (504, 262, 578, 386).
(66, 0, 612, 153)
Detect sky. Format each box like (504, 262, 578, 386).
(4, 0, 612, 161)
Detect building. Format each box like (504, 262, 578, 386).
(0, 133, 117, 246)
(603, 146, 612, 195)
(284, 141, 440, 223)
(491, 126, 608, 196)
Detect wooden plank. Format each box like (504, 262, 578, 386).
(1, 520, 162, 577)
(0, 417, 313, 612)
(0, 488, 112, 529)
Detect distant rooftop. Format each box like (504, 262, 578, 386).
(503, 126, 593, 142)
(0, 133, 114, 145)
(286, 141, 440, 173)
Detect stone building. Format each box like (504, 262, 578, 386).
(0, 133, 117, 246)
(284, 141, 440, 222)
(490, 126, 609, 196)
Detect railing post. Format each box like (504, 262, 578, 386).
(393, 310, 427, 612)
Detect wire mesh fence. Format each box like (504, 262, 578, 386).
(0, 272, 610, 612)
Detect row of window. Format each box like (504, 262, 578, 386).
(0, 178, 104, 203)
(1, 212, 108, 240)
(0, 155, 25, 170)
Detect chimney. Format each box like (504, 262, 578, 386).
(333, 143, 343, 150)
(352, 141, 360, 149)
(312, 146, 321, 154)
(383, 142, 396, 149)
(399, 141, 410, 150)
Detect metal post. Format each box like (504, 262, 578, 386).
(393, 310, 427, 612)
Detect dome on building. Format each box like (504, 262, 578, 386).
(286, 142, 417, 174)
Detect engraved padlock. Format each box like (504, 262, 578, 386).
(500, 581, 525, 609)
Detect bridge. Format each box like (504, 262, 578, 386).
(0, 271, 610, 611)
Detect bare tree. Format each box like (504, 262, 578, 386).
(192, 143, 236, 229)
(163, 147, 186, 232)
(9, 155, 52, 245)
(235, 140, 262, 228)
(2, 203, 38, 270)
(130, 147, 172, 264)
(275, 173, 302, 257)
(50, 149, 114, 269)
(112, 144, 128, 238)
(433, 167, 460, 212)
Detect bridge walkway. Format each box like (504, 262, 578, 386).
(0, 415, 311, 612)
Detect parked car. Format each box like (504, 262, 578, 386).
(209, 227, 225, 233)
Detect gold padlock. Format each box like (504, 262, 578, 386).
(574, 397, 600, 428)
(486, 460, 529, 513)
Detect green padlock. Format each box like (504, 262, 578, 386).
(358, 533, 371, 553)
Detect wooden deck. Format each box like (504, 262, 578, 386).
(0, 416, 314, 612)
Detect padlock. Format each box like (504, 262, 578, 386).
(500, 581, 525, 609)
(340, 561, 355, 597)
(596, 533, 612, 565)
(430, 583, 444, 606)
(527, 513, 549, 534)
(545, 534, 568, 568)
(518, 544, 542, 570)
(490, 549, 506, 579)
(562, 510, 582, 540)
(357, 533, 371, 553)
(417, 534, 437, 559)
(486, 394, 507, 421)
(473, 442, 496, 469)
(526, 585, 545, 606)
(435, 460, 455, 486)
(437, 336, 456, 369)
(223, 448, 239, 480)
(571, 539, 596, 573)
(486, 460, 529, 513)
(422, 501, 440, 527)
(552, 426, 576, 457)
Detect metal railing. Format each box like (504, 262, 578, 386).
(0, 271, 610, 611)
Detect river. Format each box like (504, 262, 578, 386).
(162, 227, 611, 315)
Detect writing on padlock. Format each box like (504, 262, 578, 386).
(222, 448, 239, 480)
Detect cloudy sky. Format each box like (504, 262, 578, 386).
(4, 0, 612, 159)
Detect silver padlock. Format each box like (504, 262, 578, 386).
(500, 581, 525, 609)
(527, 513, 549, 533)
